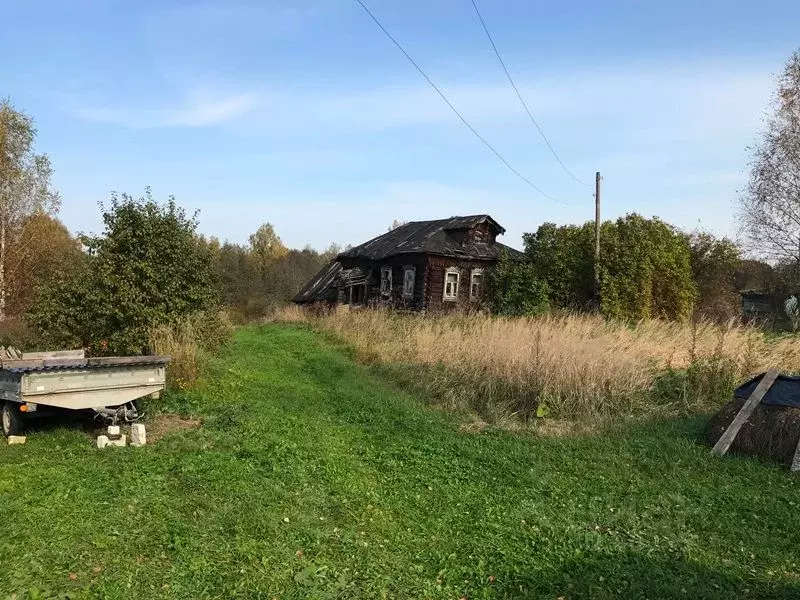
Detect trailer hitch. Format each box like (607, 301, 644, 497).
(92, 402, 142, 425)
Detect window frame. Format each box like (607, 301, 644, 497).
(470, 268, 484, 301)
(402, 267, 416, 299)
(443, 267, 460, 302)
(380, 266, 392, 297)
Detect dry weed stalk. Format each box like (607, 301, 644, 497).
(276, 307, 800, 421)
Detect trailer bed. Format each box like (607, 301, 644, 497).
(0, 354, 170, 410)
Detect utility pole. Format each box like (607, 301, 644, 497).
(594, 171, 602, 309)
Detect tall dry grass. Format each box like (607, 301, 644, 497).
(278, 306, 800, 422)
(150, 310, 234, 389)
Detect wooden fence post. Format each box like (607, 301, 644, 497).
(792, 436, 800, 473)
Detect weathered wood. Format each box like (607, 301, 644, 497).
(87, 355, 171, 366)
(42, 358, 88, 368)
(712, 369, 779, 457)
(0, 359, 45, 370)
(23, 349, 85, 360)
(792, 436, 800, 473)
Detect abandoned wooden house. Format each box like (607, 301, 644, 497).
(293, 214, 525, 310)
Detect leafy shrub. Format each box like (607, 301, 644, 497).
(486, 251, 550, 316)
(518, 214, 701, 322)
(27, 189, 218, 354)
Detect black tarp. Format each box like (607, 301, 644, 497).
(734, 373, 800, 409)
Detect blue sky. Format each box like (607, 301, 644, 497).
(3, 0, 799, 251)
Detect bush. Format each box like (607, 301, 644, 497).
(487, 251, 550, 317)
(27, 189, 219, 354)
(519, 214, 700, 322)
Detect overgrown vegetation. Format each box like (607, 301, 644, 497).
(490, 214, 740, 322)
(28, 190, 219, 355)
(3, 325, 799, 599)
(202, 226, 340, 323)
(150, 310, 233, 389)
(280, 307, 798, 424)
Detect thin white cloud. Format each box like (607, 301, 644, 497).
(207, 62, 773, 143)
(72, 91, 258, 128)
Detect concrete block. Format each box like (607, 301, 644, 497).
(97, 435, 109, 449)
(107, 434, 126, 448)
(107, 425, 121, 437)
(130, 423, 146, 447)
(7, 435, 26, 445)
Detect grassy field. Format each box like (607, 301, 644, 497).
(279, 307, 800, 422)
(1, 324, 799, 599)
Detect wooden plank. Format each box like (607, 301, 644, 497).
(0, 359, 45, 370)
(22, 349, 85, 360)
(792, 436, 800, 473)
(87, 355, 171, 366)
(42, 358, 88, 368)
(712, 369, 779, 457)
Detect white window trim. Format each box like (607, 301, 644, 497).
(443, 267, 460, 302)
(470, 268, 484, 301)
(402, 267, 416, 299)
(380, 266, 392, 297)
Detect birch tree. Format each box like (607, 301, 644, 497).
(739, 51, 800, 266)
(0, 99, 60, 320)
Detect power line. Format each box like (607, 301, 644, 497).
(354, 0, 569, 205)
(470, 0, 590, 187)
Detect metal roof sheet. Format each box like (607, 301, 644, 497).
(0, 355, 171, 374)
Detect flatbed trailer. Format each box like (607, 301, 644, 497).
(0, 350, 170, 437)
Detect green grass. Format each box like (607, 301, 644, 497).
(1, 324, 799, 599)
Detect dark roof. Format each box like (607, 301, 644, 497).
(293, 261, 342, 304)
(338, 214, 525, 262)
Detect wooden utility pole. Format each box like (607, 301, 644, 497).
(594, 171, 601, 307)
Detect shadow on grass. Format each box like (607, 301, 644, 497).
(14, 407, 98, 437)
(497, 550, 798, 600)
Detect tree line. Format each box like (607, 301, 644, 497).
(489, 49, 800, 325)
(0, 97, 338, 352)
(1, 47, 800, 349)
(487, 215, 745, 322)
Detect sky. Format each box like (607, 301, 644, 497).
(3, 0, 799, 251)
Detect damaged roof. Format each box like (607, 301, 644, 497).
(293, 260, 342, 304)
(293, 215, 527, 304)
(337, 214, 525, 262)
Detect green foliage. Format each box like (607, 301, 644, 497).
(523, 221, 595, 309)
(209, 237, 333, 322)
(27, 189, 218, 354)
(599, 214, 697, 320)
(519, 214, 699, 321)
(1, 324, 799, 599)
(486, 251, 550, 316)
(688, 232, 741, 321)
(0, 99, 61, 320)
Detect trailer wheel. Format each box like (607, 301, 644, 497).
(2, 401, 23, 437)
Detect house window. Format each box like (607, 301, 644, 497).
(380, 267, 392, 297)
(443, 268, 460, 301)
(403, 267, 415, 299)
(470, 269, 484, 300)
